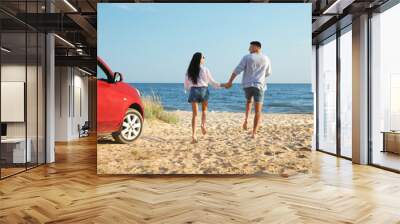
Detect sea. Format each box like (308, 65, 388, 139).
(131, 83, 314, 114)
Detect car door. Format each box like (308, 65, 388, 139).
(97, 64, 125, 132)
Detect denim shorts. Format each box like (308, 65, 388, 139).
(244, 87, 264, 103)
(188, 87, 209, 103)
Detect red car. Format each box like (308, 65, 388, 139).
(97, 57, 144, 143)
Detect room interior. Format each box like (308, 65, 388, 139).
(313, 1, 400, 170)
(0, 0, 399, 222)
(0, 30, 46, 177)
(1, 0, 398, 179)
(0, 1, 96, 179)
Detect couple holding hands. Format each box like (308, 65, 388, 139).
(184, 41, 272, 143)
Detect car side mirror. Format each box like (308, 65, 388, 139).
(113, 72, 123, 83)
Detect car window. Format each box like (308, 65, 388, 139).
(97, 65, 110, 81)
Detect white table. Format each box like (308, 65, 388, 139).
(1, 138, 31, 163)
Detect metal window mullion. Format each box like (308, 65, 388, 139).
(316, 44, 320, 150)
(73, 68, 75, 118)
(69, 69, 71, 118)
(25, 0, 28, 171)
(36, 0, 39, 167)
(0, 25, 2, 179)
(60, 68, 62, 117)
(336, 30, 341, 157)
(367, 11, 373, 165)
(43, 0, 48, 165)
(44, 31, 47, 164)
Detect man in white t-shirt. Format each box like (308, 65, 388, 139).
(225, 41, 272, 138)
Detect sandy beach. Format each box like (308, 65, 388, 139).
(97, 111, 313, 176)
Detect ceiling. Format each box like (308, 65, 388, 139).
(0, 0, 391, 72)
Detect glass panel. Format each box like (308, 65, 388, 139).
(26, 0, 39, 169)
(0, 1, 46, 178)
(371, 4, 400, 171)
(27, 31, 38, 169)
(340, 29, 352, 158)
(318, 36, 337, 154)
(1, 31, 27, 177)
(38, 32, 45, 165)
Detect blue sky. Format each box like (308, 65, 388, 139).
(98, 3, 311, 83)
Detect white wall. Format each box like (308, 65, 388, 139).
(1, 65, 39, 138)
(1, 65, 26, 133)
(72, 71, 89, 138)
(55, 67, 69, 141)
(55, 67, 89, 141)
(1, 63, 46, 164)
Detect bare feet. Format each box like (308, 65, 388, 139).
(201, 125, 207, 135)
(191, 137, 198, 144)
(251, 132, 256, 139)
(242, 121, 248, 130)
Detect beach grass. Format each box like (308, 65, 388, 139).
(142, 93, 179, 124)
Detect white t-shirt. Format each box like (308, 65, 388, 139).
(234, 52, 272, 91)
(184, 66, 220, 91)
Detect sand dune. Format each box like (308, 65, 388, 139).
(97, 111, 313, 176)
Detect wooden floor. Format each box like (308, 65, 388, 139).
(0, 167, 26, 178)
(372, 151, 400, 171)
(1, 136, 400, 224)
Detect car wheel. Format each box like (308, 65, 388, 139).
(113, 108, 143, 144)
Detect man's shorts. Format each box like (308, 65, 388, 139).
(244, 87, 264, 103)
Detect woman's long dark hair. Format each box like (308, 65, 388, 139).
(187, 52, 202, 84)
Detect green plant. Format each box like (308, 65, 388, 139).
(142, 92, 179, 124)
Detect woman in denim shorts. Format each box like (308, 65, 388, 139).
(184, 52, 225, 143)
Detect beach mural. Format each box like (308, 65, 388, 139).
(97, 3, 313, 176)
